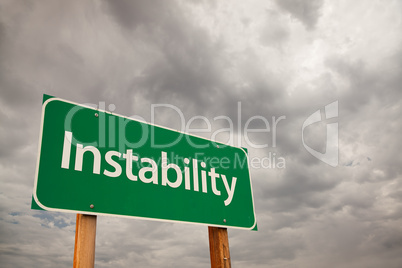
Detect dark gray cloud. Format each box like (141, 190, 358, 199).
(275, 0, 324, 30)
(104, 0, 171, 30)
(259, 9, 290, 48)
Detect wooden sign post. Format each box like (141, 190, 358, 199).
(208, 227, 231, 268)
(32, 96, 255, 267)
(73, 214, 97, 268)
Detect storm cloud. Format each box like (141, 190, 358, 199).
(1, 0, 402, 267)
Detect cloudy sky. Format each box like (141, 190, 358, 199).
(1, 0, 402, 267)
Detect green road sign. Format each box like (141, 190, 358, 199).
(32, 95, 257, 230)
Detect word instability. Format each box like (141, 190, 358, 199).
(61, 131, 237, 206)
